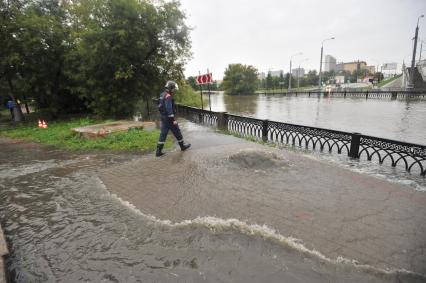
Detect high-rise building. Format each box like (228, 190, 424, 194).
(324, 55, 336, 72)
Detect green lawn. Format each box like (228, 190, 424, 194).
(378, 74, 402, 88)
(0, 117, 171, 152)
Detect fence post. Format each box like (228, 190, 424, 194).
(262, 120, 269, 142)
(217, 112, 228, 131)
(391, 91, 397, 100)
(349, 133, 361, 158)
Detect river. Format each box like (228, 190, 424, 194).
(207, 92, 426, 145)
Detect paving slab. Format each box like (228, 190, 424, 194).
(98, 121, 426, 275)
(0, 224, 8, 283)
(0, 225, 7, 258)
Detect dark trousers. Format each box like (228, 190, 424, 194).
(9, 108, 14, 120)
(158, 118, 183, 144)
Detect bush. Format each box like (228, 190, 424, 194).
(173, 83, 203, 107)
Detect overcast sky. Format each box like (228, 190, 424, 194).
(179, 0, 426, 79)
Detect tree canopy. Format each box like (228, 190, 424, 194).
(0, 0, 191, 117)
(222, 64, 258, 95)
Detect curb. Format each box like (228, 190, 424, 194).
(0, 225, 8, 283)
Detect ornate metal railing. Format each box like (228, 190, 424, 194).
(359, 135, 426, 174)
(267, 121, 352, 155)
(227, 114, 263, 138)
(256, 90, 426, 99)
(174, 103, 426, 176)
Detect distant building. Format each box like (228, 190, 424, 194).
(335, 61, 367, 73)
(366, 65, 375, 73)
(382, 62, 400, 78)
(324, 55, 336, 72)
(268, 70, 284, 77)
(258, 72, 266, 80)
(334, 75, 345, 84)
(292, 68, 305, 78)
(343, 61, 367, 73)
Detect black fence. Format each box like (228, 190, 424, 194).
(176, 103, 426, 176)
(256, 90, 426, 99)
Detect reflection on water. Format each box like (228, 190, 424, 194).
(208, 92, 426, 144)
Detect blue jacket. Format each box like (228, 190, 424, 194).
(7, 100, 15, 109)
(159, 91, 175, 119)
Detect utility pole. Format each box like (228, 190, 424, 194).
(408, 15, 424, 89)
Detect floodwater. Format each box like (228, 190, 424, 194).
(207, 92, 426, 144)
(0, 139, 425, 282)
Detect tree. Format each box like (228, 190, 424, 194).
(306, 70, 318, 86)
(186, 76, 198, 90)
(0, 0, 27, 120)
(374, 72, 384, 82)
(0, 0, 191, 118)
(222, 64, 258, 95)
(68, 0, 191, 117)
(265, 72, 273, 90)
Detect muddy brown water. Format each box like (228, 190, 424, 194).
(208, 92, 426, 144)
(0, 138, 425, 282)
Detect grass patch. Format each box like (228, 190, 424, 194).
(377, 74, 402, 88)
(0, 117, 172, 152)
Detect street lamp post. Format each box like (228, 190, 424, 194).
(289, 52, 302, 91)
(297, 58, 309, 90)
(408, 14, 424, 88)
(318, 37, 335, 91)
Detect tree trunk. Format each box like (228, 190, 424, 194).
(7, 75, 25, 122)
(22, 93, 30, 114)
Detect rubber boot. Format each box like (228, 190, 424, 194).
(156, 144, 165, 157)
(179, 141, 191, 151)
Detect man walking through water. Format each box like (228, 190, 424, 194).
(156, 81, 191, 157)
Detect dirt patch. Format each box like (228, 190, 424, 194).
(73, 121, 156, 139)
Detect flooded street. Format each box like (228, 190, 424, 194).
(208, 92, 426, 144)
(1, 127, 425, 282)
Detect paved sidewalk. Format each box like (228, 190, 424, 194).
(99, 121, 426, 275)
(0, 224, 8, 283)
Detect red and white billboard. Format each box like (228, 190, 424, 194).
(196, 73, 213, 85)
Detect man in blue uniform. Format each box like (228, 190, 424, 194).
(7, 99, 16, 120)
(156, 81, 191, 157)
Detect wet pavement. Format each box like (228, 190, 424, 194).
(1, 121, 426, 282)
(0, 223, 8, 283)
(100, 121, 426, 276)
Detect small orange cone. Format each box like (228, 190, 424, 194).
(38, 120, 42, 128)
(42, 120, 48, 129)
